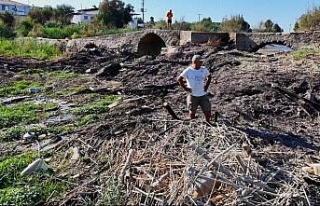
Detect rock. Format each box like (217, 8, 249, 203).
(23, 132, 36, 140)
(70, 147, 81, 163)
(95, 63, 121, 78)
(302, 164, 320, 176)
(20, 158, 49, 176)
(28, 88, 41, 94)
(85, 68, 97, 74)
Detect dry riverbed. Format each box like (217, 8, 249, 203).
(0, 45, 320, 205)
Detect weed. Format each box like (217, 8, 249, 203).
(0, 102, 57, 129)
(0, 152, 36, 188)
(0, 125, 47, 141)
(72, 96, 120, 115)
(291, 48, 320, 59)
(0, 80, 43, 97)
(0, 39, 61, 59)
(76, 114, 99, 126)
(102, 179, 121, 205)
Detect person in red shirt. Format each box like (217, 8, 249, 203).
(166, 9, 173, 30)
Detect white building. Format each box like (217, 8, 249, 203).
(71, 7, 99, 24)
(0, 0, 30, 16)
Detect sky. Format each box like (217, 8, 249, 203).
(16, 0, 320, 33)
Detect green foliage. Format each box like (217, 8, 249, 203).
(97, 0, 134, 28)
(0, 153, 66, 206)
(221, 15, 251, 32)
(72, 96, 120, 115)
(0, 11, 15, 27)
(55, 4, 74, 25)
(0, 24, 15, 38)
(76, 114, 99, 126)
(254, 19, 283, 32)
(0, 102, 56, 129)
(153, 20, 167, 29)
(102, 179, 121, 205)
(0, 39, 61, 59)
(295, 6, 320, 31)
(28, 4, 74, 26)
(0, 125, 47, 141)
(172, 20, 191, 30)
(0, 80, 42, 97)
(0, 182, 66, 206)
(291, 48, 320, 59)
(0, 152, 36, 188)
(16, 17, 34, 37)
(46, 71, 80, 79)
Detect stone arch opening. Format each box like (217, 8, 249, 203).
(137, 33, 166, 55)
(253, 41, 292, 52)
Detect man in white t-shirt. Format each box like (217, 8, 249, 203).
(177, 55, 212, 122)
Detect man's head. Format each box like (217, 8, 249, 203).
(192, 55, 203, 69)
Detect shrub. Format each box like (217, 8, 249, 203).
(0, 25, 15, 38)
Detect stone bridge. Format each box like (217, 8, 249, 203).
(66, 30, 181, 55)
(65, 29, 320, 54)
(236, 32, 320, 52)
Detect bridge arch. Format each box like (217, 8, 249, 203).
(252, 40, 292, 52)
(137, 33, 166, 55)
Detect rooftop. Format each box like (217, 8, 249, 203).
(0, 0, 29, 6)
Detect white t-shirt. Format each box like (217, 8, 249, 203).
(179, 66, 210, 97)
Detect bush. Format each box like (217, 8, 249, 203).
(0, 39, 62, 59)
(16, 18, 34, 37)
(0, 25, 15, 38)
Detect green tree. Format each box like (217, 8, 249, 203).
(97, 0, 134, 28)
(0, 11, 15, 27)
(28, 7, 43, 24)
(295, 6, 320, 31)
(221, 15, 251, 32)
(55, 4, 74, 25)
(273, 23, 283, 32)
(293, 22, 299, 32)
(16, 17, 34, 36)
(264, 19, 274, 32)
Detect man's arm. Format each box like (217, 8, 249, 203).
(177, 76, 191, 93)
(204, 74, 212, 92)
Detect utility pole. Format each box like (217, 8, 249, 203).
(197, 14, 201, 22)
(141, 0, 145, 23)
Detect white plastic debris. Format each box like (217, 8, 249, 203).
(20, 158, 49, 176)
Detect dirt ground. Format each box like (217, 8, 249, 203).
(1, 44, 320, 205)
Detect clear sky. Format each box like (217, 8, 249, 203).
(16, 0, 320, 33)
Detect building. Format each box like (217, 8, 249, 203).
(71, 7, 99, 24)
(0, 0, 30, 16)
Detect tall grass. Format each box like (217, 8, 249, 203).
(0, 39, 61, 59)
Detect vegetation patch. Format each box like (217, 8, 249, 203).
(0, 152, 66, 205)
(0, 39, 62, 59)
(72, 95, 121, 115)
(0, 102, 57, 129)
(0, 80, 43, 97)
(291, 48, 320, 59)
(0, 125, 47, 141)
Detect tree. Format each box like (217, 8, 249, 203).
(221, 15, 251, 32)
(295, 6, 320, 31)
(97, 0, 134, 28)
(55, 4, 74, 25)
(264, 19, 274, 32)
(293, 22, 299, 32)
(273, 23, 283, 32)
(0, 11, 15, 27)
(28, 4, 74, 25)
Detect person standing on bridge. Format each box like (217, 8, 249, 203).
(177, 55, 212, 122)
(166, 9, 173, 30)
